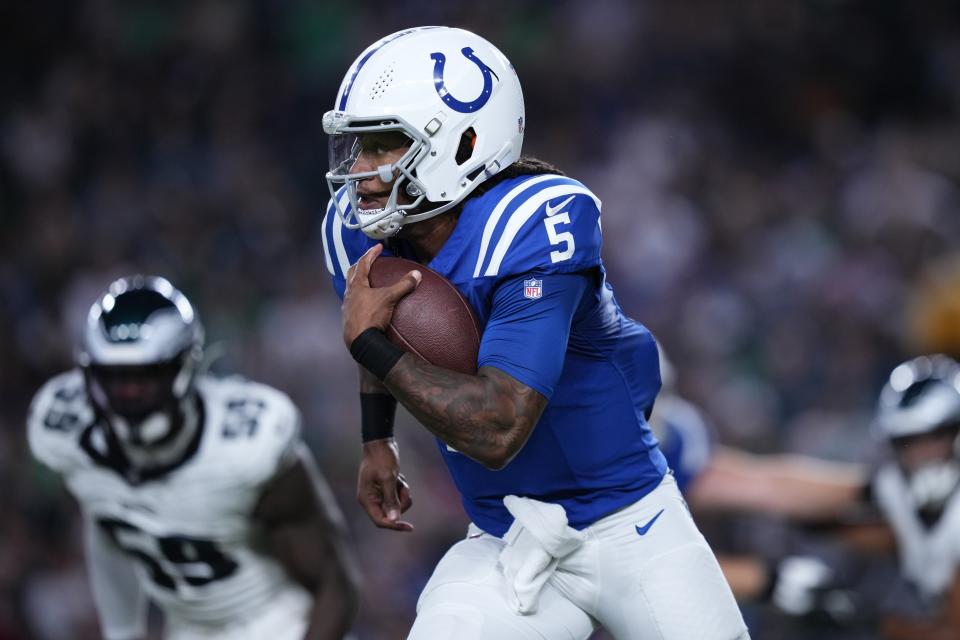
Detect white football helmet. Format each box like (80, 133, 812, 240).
(324, 26, 525, 239)
(874, 354, 960, 516)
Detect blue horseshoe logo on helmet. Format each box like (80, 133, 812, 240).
(431, 47, 499, 113)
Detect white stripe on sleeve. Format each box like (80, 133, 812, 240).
(473, 174, 561, 278)
(331, 192, 353, 277)
(483, 185, 601, 277)
(321, 205, 336, 275)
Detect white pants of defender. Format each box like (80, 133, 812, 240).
(164, 585, 312, 640)
(409, 474, 749, 640)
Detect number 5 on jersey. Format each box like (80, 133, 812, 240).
(544, 195, 576, 263)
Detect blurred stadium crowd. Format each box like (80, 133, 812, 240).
(3, 1, 960, 638)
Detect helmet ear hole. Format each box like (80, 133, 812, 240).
(455, 128, 477, 166)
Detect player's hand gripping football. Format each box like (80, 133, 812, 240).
(342, 243, 421, 348)
(358, 438, 414, 531)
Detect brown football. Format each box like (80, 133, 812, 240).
(368, 256, 481, 375)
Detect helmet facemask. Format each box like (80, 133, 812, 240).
(78, 276, 204, 468)
(890, 423, 960, 524)
(875, 355, 960, 524)
(324, 113, 432, 239)
(86, 353, 196, 447)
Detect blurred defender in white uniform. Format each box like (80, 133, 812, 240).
(28, 275, 359, 640)
(869, 355, 960, 637)
(653, 352, 960, 634)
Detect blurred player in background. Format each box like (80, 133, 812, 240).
(866, 355, 960, 639)
(657, 353, 960, 638)
(323, 26, 747, 640)
(650, 356, 867, 602)
(650, 355, 879, 635)
(28, 275, 359, 640)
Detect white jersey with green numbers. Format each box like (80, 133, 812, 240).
(28, 370, 309, 628)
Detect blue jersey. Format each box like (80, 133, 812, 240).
(323, 173, 668, 536)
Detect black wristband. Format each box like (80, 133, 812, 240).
(350, 327, 405, 381)
(360, 392, 397, 442)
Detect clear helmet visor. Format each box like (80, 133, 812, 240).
(328, 132, 363, 178)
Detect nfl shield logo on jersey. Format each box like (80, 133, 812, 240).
(523, 278, 543, 299)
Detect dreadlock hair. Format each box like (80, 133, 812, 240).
(430, 156, 565, 224)
(470, 156, 565, 200)
(391, 157, 566, 251)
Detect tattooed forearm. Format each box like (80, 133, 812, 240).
(384, 356, 547, 469)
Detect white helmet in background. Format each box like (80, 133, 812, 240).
(874, 354, 960, 518)
(324, 26, 525, 239)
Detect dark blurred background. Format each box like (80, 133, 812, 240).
(3, 1, 960, 638)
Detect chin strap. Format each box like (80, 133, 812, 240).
(357, 208, 403, 239)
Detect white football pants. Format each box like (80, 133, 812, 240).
(409, 474, 749, 640)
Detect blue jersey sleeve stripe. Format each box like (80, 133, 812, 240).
(321, 202, 336, 276)
(472, 174, 566, 278)
(483, 186, 602, 277)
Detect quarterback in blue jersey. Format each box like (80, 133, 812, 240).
(322, 26, 749, 639)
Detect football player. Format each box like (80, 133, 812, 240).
(868, 355, 960, 639)
(28, 276, 359, 640)
(659, 354, 960, 637)
(648, 359, 869, 620)
(322, 26, 749, 639)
